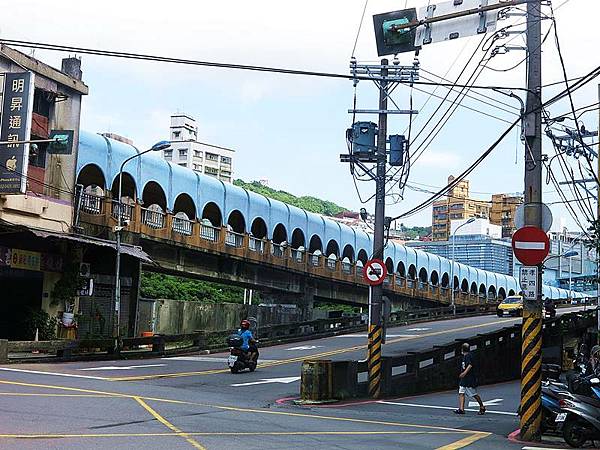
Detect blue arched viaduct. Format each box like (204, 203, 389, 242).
(75, 131, 580, 308)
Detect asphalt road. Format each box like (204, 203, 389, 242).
(0, 307, 584, 449)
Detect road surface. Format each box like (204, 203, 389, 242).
(0, 308, 583, 449)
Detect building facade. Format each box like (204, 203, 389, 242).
(431, 175, 523, 241)
(408, 219, 514, 275)
(431, 176, 491, 241)
(162, 114, 234, 183)
(490, 193, 523, 238)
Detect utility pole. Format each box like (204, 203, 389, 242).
(597, 84, 600, 342)
(519, 0, 543, 441)
(367, 58, 389, 399)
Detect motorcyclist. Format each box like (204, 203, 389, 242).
(237, 319, 258, 362)
(543, 297, 556, 317)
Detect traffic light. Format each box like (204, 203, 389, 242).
(373, 8, 418, 57)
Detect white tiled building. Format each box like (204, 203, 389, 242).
(162, 114, 234, 183)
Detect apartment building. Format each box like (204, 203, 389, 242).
(162, 114, 234, 183)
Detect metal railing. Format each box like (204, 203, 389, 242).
(271, 243, 285, 258)
(111, 200, 133, 221)
(79, 193, 103, 215)
(200, 224, 220, 243)
(141, 208, 165, 229)
(172, 216, 193, 236)
(309, 254, 321, 267)
(249, 237, 265, 253)
(326, 258, 337, 271)
(225, 230, 244, 248)
(342, 261, 352, 274)
(291, 249, 305, 263)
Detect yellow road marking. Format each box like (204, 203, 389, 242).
(435, 432, 491, 450)
(0, 392, 112, 398)
(0, 379, 479, 434)
(112, 318, 515, 381)
(134, 396, 206, 450)
(0, 430, 466, 439)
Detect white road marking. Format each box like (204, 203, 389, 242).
(286, 345, 322, 351)
(78, 364, 166, 371)
(468, 398, 503, 407)
(407, 328, 430, 332)
(522, 448, 565, 450)
(378, 400, 517, 416)
(0, 367, 110, 381)
(165, 356, 279, 363)
(231, 376, 300, 387)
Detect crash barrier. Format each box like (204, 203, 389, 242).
(301, 360, 333, 402)
(300, 309, 598, 402)
(1, 304, 500, 362)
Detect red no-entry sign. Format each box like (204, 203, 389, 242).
(512, 226, 550, 266)
(363, 259, 388, 286)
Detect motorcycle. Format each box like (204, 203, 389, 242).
(556, 376, 600, 448)
(543, 302, 557, 319)
(226, 334, 259, 374)
(539, 364, 570, 434)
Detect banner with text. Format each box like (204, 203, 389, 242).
(0, 72, 34, 194)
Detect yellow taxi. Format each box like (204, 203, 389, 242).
(496, 295, 523, 317)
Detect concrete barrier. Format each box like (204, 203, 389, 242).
(299, 310, 597, 401)
(300, 360, 333, 402)
(0, 340, 7, 363)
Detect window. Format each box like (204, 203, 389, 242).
(194, 150, 202, 158)
(206, 152, 218, 161)
(178, 163, 187, 167)
(164, 149, 172, 157)
(173, 131, 181, 138)
(193, 164, 202, 171)
(221, 156, 231, 164)
(179, 149, 187, 157)
(205, 166, 218, 175)
(221, 169, 231, 176)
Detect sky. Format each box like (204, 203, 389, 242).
(5, 0, 599, 232)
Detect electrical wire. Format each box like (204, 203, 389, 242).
(351, 0, 370, 58)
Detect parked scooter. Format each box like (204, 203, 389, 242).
(556, 376, 600, 448)
(540, 364, 570, 434)
(226, 334, 259, 374)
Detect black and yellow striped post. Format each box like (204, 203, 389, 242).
(519, 308, 543, 441)
(367, 322, 383, 398)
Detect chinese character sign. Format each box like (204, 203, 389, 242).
(519, 266, 538, 300)
(0, 72, 34, 194)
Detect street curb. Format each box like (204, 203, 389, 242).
(507, 428, 569, 448)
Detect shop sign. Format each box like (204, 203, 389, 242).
(0, 72, 35, 194)
(0, 247, 62, 272)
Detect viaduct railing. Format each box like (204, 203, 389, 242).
(78, 193, 497, 306)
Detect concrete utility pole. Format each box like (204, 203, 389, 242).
(519, 0, 544, 441)
(367, 58, 389, 399)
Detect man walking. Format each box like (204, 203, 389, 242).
(454, 342, 486, 415)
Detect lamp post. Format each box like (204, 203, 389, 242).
(450, 217, 476, 315)
(113, 141, 170, 340)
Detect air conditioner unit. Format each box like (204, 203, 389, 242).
(79, 263, 91, 278)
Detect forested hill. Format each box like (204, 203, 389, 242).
(233, 179, 347, 217)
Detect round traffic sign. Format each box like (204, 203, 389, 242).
(363, 259, 388, 286)
(511, 226, 550, 266)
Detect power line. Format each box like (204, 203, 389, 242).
(0, 38, 531, 93)
(351, 0, 370, 58)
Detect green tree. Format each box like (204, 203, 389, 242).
(140, 272, 247, 303)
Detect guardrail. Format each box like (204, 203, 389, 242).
(0, 304, 500, 363)
(300, 309, 598, 402)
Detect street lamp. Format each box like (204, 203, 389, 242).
(450, 217, 476, 315)
(114, 140, 170, 340)
(543, 249, 579, 305)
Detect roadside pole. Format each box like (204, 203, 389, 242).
(367, 58, 388, 399)
(597, 83, 600, 342)
(519, 0, 543, 441)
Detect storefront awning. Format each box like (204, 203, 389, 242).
(27, 229, 153, 263)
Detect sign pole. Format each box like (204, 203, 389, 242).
(367, 59, 389, 400)
(519, 0, 544, 441)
